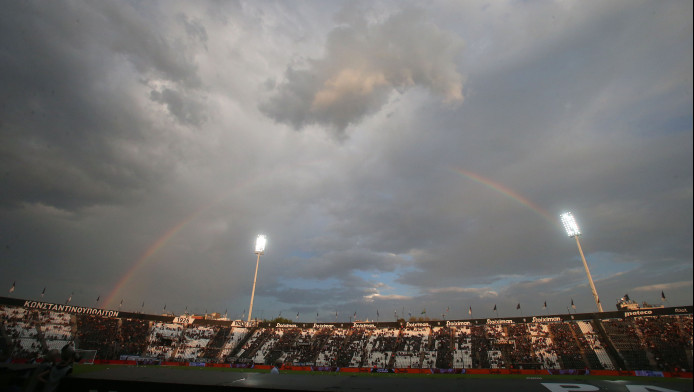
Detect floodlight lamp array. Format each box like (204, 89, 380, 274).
(560, 212, 581, 237)
(255, 234, 267, 254)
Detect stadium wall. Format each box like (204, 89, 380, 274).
(2, 296, 691, 327)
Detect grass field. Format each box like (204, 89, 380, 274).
(71, 364, 693, 384)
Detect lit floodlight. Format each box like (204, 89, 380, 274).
(248, 234, 267, 323)
(560, 212, 581, 237)
(255, 234, 267, 254)
(560, 211, 603, 312)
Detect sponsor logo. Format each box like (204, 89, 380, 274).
(446, 321, 471, 327)
(353, 323, 376, 328)
(406, 322, 430, 328)
(23, 300, 119, 318)
(276, 323, 298, 328)
(624, 310, 653, 317)
(675, 308, 688, 313)
(532, 317, 562, 323)
(313, 323, 334, 329)
(486, 319, 513, 325)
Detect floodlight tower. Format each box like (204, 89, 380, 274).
(560, 212, 603, 312)
(247, 234, 267, 323)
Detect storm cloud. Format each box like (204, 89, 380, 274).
(1, 1, 691, 321)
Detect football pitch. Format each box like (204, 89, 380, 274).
(68, 364, 693, 392)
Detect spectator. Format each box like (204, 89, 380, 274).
(271, 360, 282, 374)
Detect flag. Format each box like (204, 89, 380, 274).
(163, 304, 167, 310)
(446, 306, 450, 313)
(316, 312, 319, 319)
(9, 281, 15, 293)
(421, 308, 426, 315)
(96, 296, 100, 302)
(141, 301, 145, 308)
(468, 306, 472, 315)
(41, 287, 46, 298)
(624, 293, 630, 301)
(571, 299, 576, 309)
(543, 301, 547, 309)
(296, 312, 299, 320)
(119, 299, 123, 308)
(353, 311, 357, 318)
(335, 311, 338, 320)
(661, 291, 666, 301)
(66, 293, 73, 305)
(516, 303, 521, 310)
(493, 304, 497, 311)
(377, 309, 379, 317)
(279, 311, 282, 317)
(408, 312, 412, 319)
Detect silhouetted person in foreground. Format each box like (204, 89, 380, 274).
(37, 345, 80, 392)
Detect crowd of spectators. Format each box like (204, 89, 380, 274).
(601, 319, 652, 370)
(2, 303, 692, 372)
(547, 323, 587, 369)
(634, 316, 692, 371)
(75, 315, 120, 359)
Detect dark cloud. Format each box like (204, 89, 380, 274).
(1, 1, 691, 319)
(260, 7, 464, 135)
(0, 1, 208, 211)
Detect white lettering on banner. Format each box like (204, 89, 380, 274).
(532, 317, 562, 323)
(23, 300, 119, 318)
(541, 383, 599, 392)
(624, 310, 653, 317)
(313, 324, 334, 329)
(173, 316, 195, 324)
(625, 386, 679, 392)
(446, 321, 471, 327)
(406, 322, 430, 328)
(353, 323, 376, 328)
(674, 308, 688, 313)
(276, 323, 298, 328)
(486, 319, 513, 325)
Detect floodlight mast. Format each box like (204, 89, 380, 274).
(560, 212, 603, 312)
(248, 235, 266, 323)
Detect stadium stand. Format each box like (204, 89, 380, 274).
(1, 299, 692, 372)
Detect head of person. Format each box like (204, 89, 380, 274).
(46, 349, 61, 363)
(61, 347, 80, 364)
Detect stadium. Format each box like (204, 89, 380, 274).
(2, 1, 693, 391)
(1, 295, 692, 391)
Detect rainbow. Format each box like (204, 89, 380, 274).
(103, 170, 269, 310)
(451, 167, 558, 226)
(102, 201, 216, 309)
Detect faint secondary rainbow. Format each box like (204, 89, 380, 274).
(451, 167, 558, 226)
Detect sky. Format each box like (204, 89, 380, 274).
(1, 0, 692, 322)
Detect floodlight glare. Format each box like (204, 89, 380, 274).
(560, 212, 581, 237)
(255, 234, 267, 254)
(559, 211, 603, 312)
(248, 234, 267, 323)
